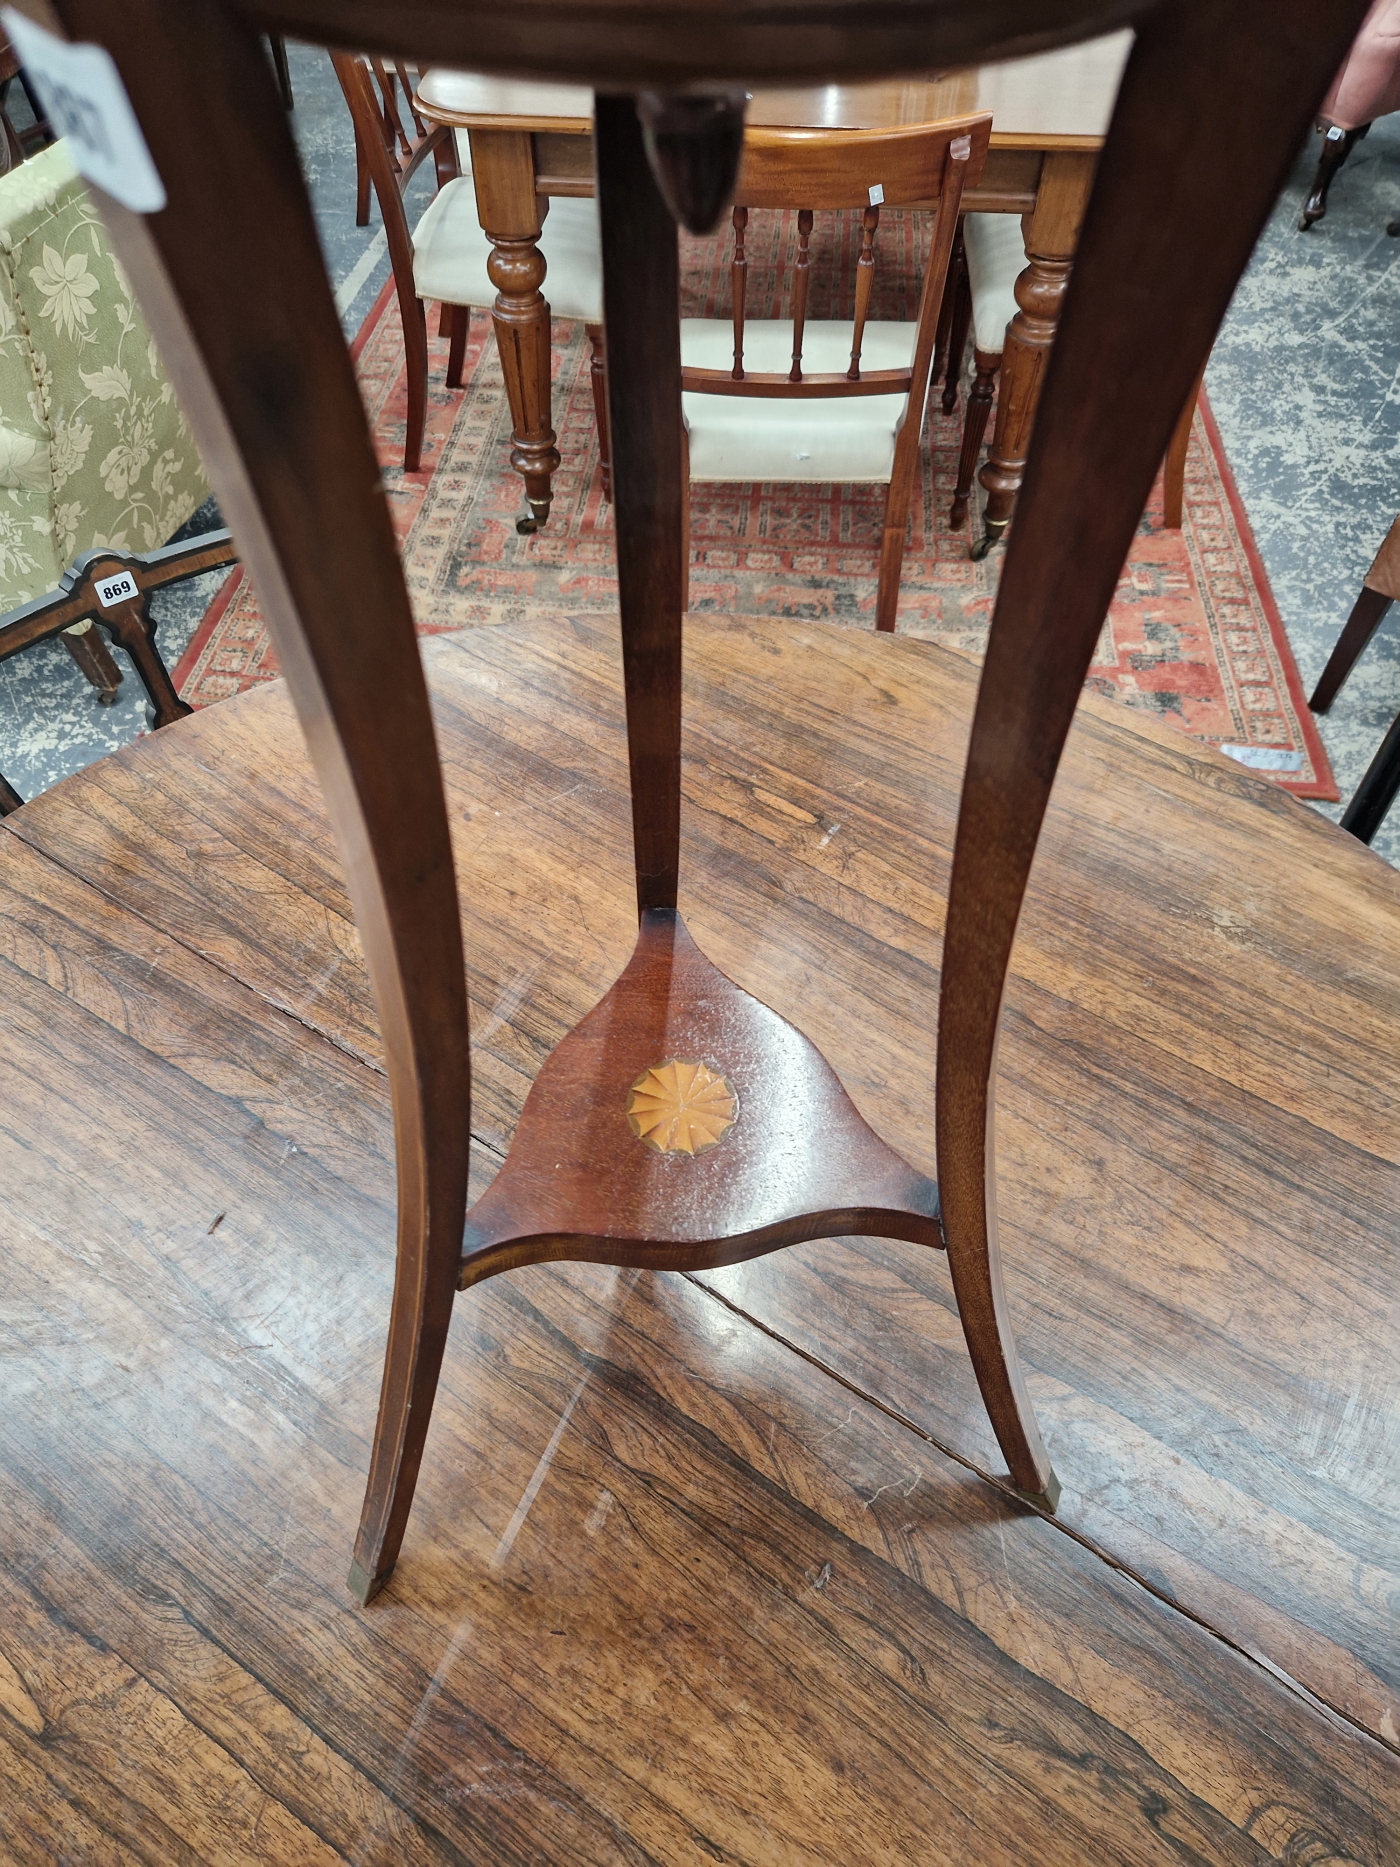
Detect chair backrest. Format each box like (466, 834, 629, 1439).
(331, 51, 453, 289)
(367, 56, 429, 175)
(683, 117, 989, 401)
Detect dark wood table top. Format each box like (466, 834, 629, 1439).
(0, 614, 1395, 1858)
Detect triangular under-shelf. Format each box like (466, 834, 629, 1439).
(461, 909, 942, 1286)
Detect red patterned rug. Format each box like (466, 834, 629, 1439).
(175, 212, 1335, 799)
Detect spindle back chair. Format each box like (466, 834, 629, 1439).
(45, 0, 1369, 1607)
(680, 118, 988, 629)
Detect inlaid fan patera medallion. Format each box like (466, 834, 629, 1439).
(626, 1058, 738, 1155)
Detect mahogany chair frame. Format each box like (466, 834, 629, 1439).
(335, 50, 609, 487)
(46, 0, 1370, 1605)
(681, 118, 988, 630)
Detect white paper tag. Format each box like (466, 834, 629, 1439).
(867, 183, 884, 206)
(1, 9, 166, 212)
(950, 135, 972, 162)
(1219, 743, 1303, 772)
(94, 568, 138, 608)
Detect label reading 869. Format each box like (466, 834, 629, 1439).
(95, 570, 139, 608)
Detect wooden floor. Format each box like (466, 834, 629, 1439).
(0, 613, 1396, 1863)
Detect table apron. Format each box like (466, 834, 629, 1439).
(521, 135, 1042, 215)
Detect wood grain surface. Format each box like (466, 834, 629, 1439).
(1, 615, 1396, 1860)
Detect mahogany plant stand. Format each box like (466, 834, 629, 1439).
(62, 0, 1372, 1610)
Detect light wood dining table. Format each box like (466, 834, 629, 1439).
(415, 32, 1131, 536)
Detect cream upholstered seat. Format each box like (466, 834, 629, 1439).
(963, 212, 1023, 356)
(410, 179, 602, 325)
(681, 319, 916, 483)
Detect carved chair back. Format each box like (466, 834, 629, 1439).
(58, 0, 1370, 1604)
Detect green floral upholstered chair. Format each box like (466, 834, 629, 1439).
(0, 138, 235, 810)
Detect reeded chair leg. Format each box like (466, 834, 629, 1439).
(1342, 705, 1400, 844)
(587, 323, 612, 500)
(62, 618, 123, 703)
(1310, 585, 1392, 712)
(1299, 121, 1369, 229)
(951, 350, 999, 532)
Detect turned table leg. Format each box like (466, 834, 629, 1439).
(976, 152, 1096, 557)
(469, 127, 560, 533)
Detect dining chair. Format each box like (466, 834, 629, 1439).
(333, 51, 605, 492)
(942, 213, 1202, 547)
(678, 118, 986, 632)
(60, 0, 1366, 1608)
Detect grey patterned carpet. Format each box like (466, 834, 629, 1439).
(3, 43, 1399, 863)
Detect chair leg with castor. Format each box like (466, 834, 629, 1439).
(1299, 121, 1369, 229)
(951, 351, 999, 532)
(1310, 585, 1392, 712)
